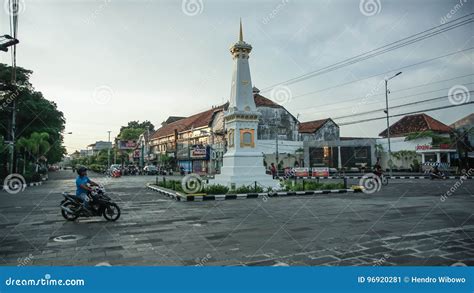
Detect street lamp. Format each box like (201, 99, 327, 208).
(0, 35, 19, 52)
(107, 131, 111, 169)
(384, 71, 402, 177)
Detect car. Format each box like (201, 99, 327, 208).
(143, 165, 158, 175)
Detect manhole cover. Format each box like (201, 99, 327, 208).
(53, 235, 85, 242)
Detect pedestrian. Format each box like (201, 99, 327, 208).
(270, 163, 277, 179)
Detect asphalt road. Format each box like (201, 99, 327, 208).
(0, 170, 473, 266)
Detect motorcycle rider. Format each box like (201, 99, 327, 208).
(76, 166, 99, 213)
(373, 157, 383, 177)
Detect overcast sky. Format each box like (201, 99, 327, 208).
(1, 0, 473, 153)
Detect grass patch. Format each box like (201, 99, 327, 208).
(282, 180, 345, 191)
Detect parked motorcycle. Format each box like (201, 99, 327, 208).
(60, 186, 121, 221)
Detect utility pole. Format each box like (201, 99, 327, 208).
(274, 111, 280, 176)
(384, 71, 402, 177)
(8, 99, 16, 174)
(107, 131, 111, 169)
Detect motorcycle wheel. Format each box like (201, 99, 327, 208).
(103, 203, 121, 221)
(61, 202, 79, 221)
(381, 176, 389, 186)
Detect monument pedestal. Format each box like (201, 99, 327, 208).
(212, 151, 280, 189)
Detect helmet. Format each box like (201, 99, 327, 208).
(77, 166, 87, 175)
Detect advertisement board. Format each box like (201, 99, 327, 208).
(312, 167, 329, 177)
(293, 167, 309, 177)
(190, 145, 209, 160)
(118, 140, 137, 150)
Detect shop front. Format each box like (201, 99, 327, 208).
(177, 144, 210, 174)
(304, 139, 376, 171)
(190, 145, 210, 174)
(416, 144, 457, 172)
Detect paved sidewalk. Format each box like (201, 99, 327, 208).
(0, 171, 472, 266)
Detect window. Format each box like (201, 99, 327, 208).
(240, 129, 255, 147)
(355, 147, 368, 159)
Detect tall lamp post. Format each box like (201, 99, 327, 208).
(107, 131, 111, 169)
(384, 71, 402, 177)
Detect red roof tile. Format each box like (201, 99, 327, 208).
(254, 94, 281, 108)
(150, 106, 225, 139)
(298, 118, 334, 134)
(379, 113, 452, 137)
(151, 94, 285, 140)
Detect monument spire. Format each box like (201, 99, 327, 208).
(239, 18, 243, 42)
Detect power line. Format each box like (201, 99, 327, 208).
(290, 47, 474, 100)
(261, 13, 474, 92)
(294, 73, 474, 113)
(338, 101, 474, 126)
(302, 83, 474, 116)
(332, 89, 474, 120)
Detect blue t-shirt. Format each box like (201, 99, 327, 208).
(76, 176, 90, 196)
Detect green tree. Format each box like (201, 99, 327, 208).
(0, 63, 66, 177)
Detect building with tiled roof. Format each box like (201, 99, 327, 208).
(299, 118, 339, 141)
(376, 113, 456, 172)
(379, 113, 452, 138)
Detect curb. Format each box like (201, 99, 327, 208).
(146, 184, 357, 202)
(1, 181, 43, 192)
(296, 176, 473, 180)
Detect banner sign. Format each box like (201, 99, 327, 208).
(312, 167, 329, 177)
(0, 267, 471, 292)
(118, 140, 137, 150)
(133, 149, 140, 158)
(190, 145, 209, 160)
(293, 167, 309, 177)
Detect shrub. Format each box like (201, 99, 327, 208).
(283, 180, 344, 191)
(203, 184, 229, 195)
(231, 184, 263, 194)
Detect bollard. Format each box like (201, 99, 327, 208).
(163, 176, 166, 187)
(155, 175, 158, 185)
(302, 179, 305, 191)
(254, 181, 257, 193)
(343, 177, 347, 189)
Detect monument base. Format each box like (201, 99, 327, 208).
(211, 152, 281, 190)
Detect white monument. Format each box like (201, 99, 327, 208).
(212, 21, 280, 189)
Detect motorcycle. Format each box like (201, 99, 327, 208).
(374, 171, 389, 186)
(60, 186, 121, 221)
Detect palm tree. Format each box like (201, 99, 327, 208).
(15, 132, 50, 174)
(16, 136, 33, 175)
